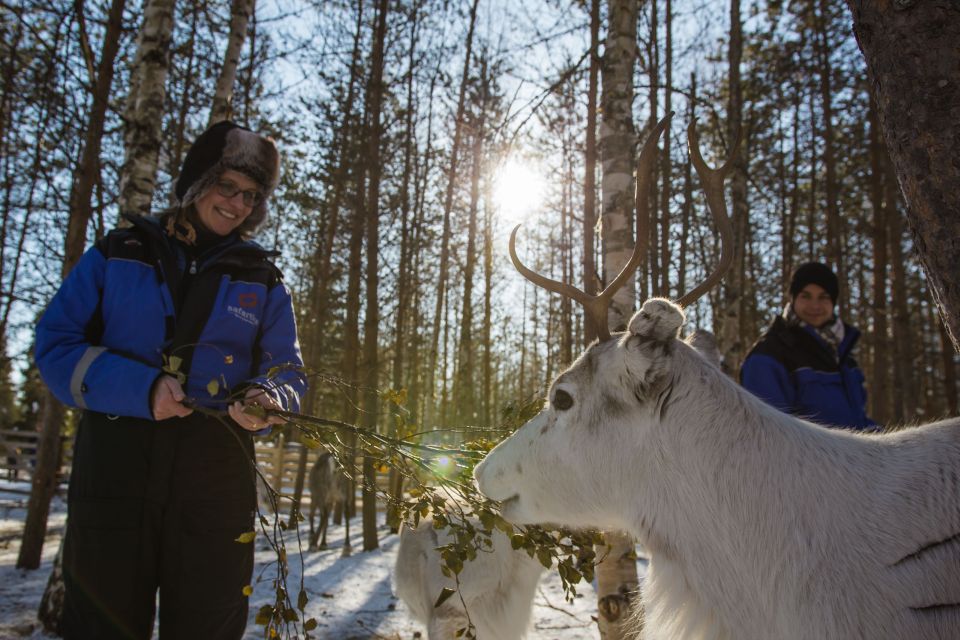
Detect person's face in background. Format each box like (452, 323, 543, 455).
(793, 283, 834, 327)
(193, 169, 260, 236)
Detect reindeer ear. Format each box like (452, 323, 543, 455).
(622, 298, 683, 402)
(628, 298, 685, 342)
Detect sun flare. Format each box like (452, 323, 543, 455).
(492, 157, 546, 225)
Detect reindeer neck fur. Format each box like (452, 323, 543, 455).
(634, 341, 960, 640)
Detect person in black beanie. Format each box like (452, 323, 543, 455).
(740, 261, 876, 430)
(35, 121, 307, 639)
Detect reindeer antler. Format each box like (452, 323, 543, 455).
(674, 120, 738, 307)
(509, 114, 672, 341)
(509, 115, 737, 341)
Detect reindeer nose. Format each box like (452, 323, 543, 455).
(474, 454, 504, 499)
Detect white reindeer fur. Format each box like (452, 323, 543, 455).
(394, 518, 545, 640)
(475, 298, 960, 640)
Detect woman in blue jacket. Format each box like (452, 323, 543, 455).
(35, 121, 307, 639)
(740, 262, 876, 431)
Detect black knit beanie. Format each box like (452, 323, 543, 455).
(174, 121, 280, 237)
(789, 262, 839, 303)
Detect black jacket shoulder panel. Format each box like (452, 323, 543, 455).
(748, 317, 840, 374)
(208, 249, 283, 289)
(95, 225, 158, 265)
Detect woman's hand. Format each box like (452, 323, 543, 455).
(151, 375, 194, 421)
(229, 386, 286, 432)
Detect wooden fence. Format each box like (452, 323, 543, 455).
(0, 429, 72, 488)
(254, 440, 311, 509)
(253, 441, 392, 513)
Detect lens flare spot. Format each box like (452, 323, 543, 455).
(431, 455, 454, 478)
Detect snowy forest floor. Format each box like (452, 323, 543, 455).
(0, 480, 623, 639)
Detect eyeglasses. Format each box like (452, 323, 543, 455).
(215, 179, 263, 207)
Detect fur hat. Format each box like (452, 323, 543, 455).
(789, 262, 839, 303)
(174, 121, 280, 237)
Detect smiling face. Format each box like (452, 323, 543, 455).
(792, 283, 834, 327)
(193, 169, 260, 236)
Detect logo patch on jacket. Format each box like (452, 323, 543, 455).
(227, 304, 259, 326)
(238, 292, 258, 308)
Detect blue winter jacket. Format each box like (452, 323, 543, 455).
(740, 316, 875, 430)
(35, 215, 306, 421)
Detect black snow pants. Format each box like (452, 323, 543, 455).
(61, 410, 257, 640)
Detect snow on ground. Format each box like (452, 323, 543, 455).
(0, 479, 633, 639)
(0, 480, 68, 640)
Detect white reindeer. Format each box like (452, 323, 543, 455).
(474, 117, 960, 640)
(394, 517, 545, 640)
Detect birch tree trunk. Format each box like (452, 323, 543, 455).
(599, 0, 637, 331)
(19, 0, 127, 572)
(582, 0, 600, 343)
(596, 0, 640, 636)
(659, 0, 673, 297)
(237, 8, 257, 123)
(720, 0, 748, 372)
(846, 0, 960, 353)
(117, 0, 175, 218)
(208, 0, 254, 125)
(37, 535, 65, 633)
(678, 73, 695, 298)
(645, 2, 659, 299)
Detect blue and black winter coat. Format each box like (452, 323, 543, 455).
(740, 316, 875, 430)
(35, 214, 306, 421)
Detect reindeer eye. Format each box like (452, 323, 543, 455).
(553, 389, 574, 411)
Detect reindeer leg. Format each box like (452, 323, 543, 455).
(319, 506, 330, 550)
(308, 504, 319, 551)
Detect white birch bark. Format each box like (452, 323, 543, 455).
(720, 0, 748, 372)
(117, 0, 176, 218)
(597, 1, 641, 638)
(208, 0, 255, 125)
(600, 0, 638, 332)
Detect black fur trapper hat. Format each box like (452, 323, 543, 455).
(174, 121, 281, 237)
